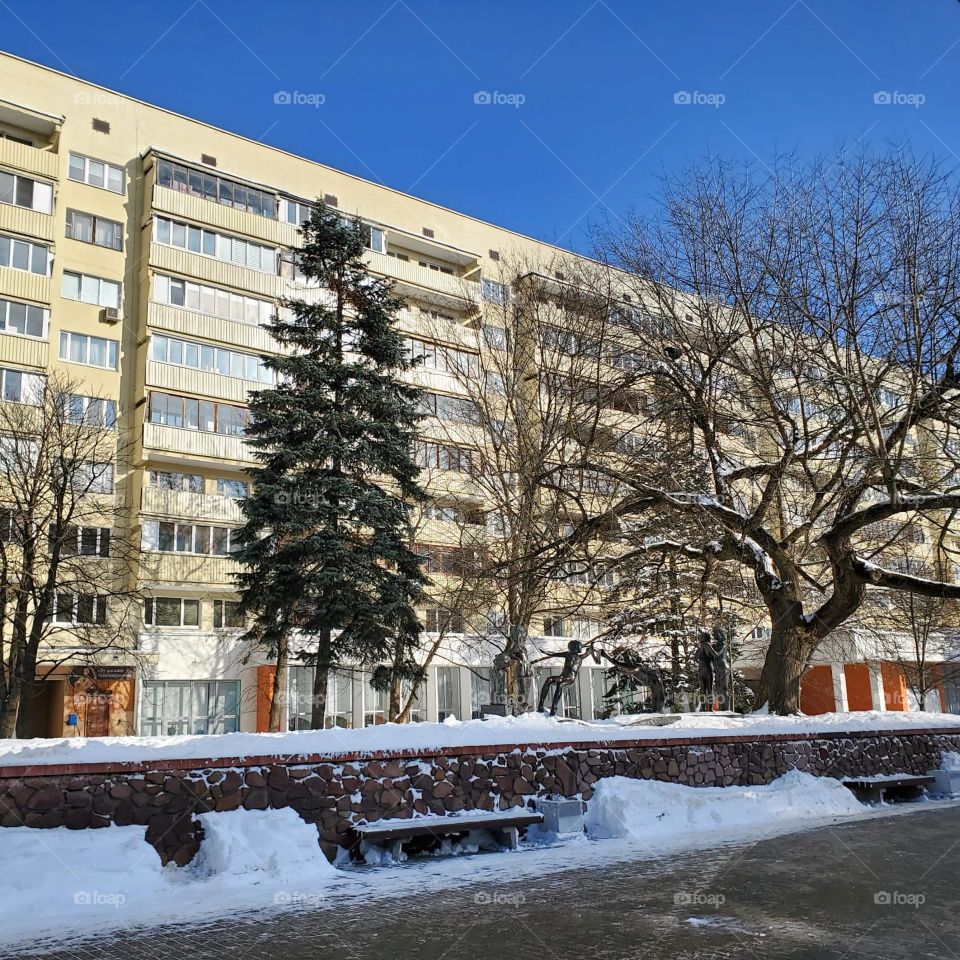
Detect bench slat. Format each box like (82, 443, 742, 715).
(355, 810, 543, 842)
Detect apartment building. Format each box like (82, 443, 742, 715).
(0, 52, 954, 737)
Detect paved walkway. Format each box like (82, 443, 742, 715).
(7, 803, 960, 960)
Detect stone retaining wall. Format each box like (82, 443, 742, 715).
(2, 728, 958, 866)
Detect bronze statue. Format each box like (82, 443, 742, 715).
(536, 640, 600, 716)
(696, 626, 729, 710)
(601, 648, 667, 713)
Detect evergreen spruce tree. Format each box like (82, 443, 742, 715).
(235, 203, 427, 730)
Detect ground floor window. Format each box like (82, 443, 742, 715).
(590, 668, 640, 718)
(436, 665, 462, 721)
(471, 667, 491, 718)
(141, 680, 239, 735)
(535, 666, 581, 719)
(288, 667, 352, 730)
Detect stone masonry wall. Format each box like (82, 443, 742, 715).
(1, 729, 959, 866)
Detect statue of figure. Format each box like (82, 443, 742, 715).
(601, 648, 667, 713)
(490, 651, 510, 707)
(696, 626, 730, 710)
(536, 640, 599, 716)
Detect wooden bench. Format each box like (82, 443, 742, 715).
(354, 808, 544, 861)
(842, 774, 935, 804)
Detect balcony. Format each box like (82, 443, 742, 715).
(0, 137, 59, 181)
(152, 183, 298, 248)
(146, 302, 283, 356)
(141, 487, 244, 524)
(0, 331, 48, 369)
(137, 551, 240, 589)
(0, 265, 50, 305)
(365, 249, 480, 307)
(146, 360, 265, 406)
(396, 310, 480, 347)
(0, 202, 54, 242)
(142, 421, 255, 467)
(149, 242, 283, 300)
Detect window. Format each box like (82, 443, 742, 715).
(406, 338, 478, 375)
(151, 334, 275, 384)
(62, 271, 121, 310)
(0, 130, 32, 146)
(148, 392, 248, 436)
(0, 234, 49, 275)
(65, 210, 123, 251)
(418, 392, 477, 423)
(143, 597, 200, 628)
(141, 680, 239, 736)
(363, 673, 388, 726)
(288, 667, 353, 730)
(0, 507, 27, 545)
(68, 152, 125, 194)
(73, 462, 114, 494)
(0, 298, 47, 339)
(481, 278, 507, 305)
(482, 325, 507, 350)
(419, 545, 475, 576)
(282, 198, 314, 226)
(0, 169, 53, 213)
(153, 274, 274, 326)
(59, 331, 119, 370)
(154, 216, 277, 274)
(471, 668, 491, 719)
(436, 666, 462, 721)
(423, 502, 470, 525)
(48, 592, 108, 625)
(213, 600, 244, 629)
(149, 470, 203, 493)
(141, 520, 237, 556)
(216, 478, 249, 498)
(156, 159, 276, 219)
(0, 368, 42, 405)
(415, 440, 476, 475)
(65, 394, 116, 428)
(535, 666, 580, 719)
(543, 617, 567, 638)
(51, 524, 111, 557)
(423, 607, 466, 634)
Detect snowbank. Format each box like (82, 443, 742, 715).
(584, 770, 864, 841)
(0, 808, 336, 947)
(2, 710, 958, 769)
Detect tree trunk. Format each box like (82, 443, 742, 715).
(0, 671, 21, 738)
(14, 647, 38, 739)
(757, 626, 810, 714)
(267, 636, 289, 733)
(311, 664, 328, 729)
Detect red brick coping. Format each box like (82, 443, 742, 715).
(2, 725, 957, 780)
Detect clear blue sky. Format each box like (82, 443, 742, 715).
(3, 1, 960, 253)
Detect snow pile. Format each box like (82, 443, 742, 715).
(584, 771, 864, 841)
(187, 807, 337, 882)
(3, 709, 960, 769)
(940, 752, 960, 771)
(0, 808, 336, 948)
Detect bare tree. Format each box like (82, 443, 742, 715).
(586, 149, 960, 714)
(0, 373, 142, 737)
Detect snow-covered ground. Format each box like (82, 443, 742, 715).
(2, 709, 958, 768)
(0, 771, 947, 952)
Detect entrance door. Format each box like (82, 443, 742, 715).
(83, 690, 111, 737)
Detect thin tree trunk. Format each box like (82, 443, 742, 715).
(14, 647, 38, 739)
(0, 671, 21, 738)
(310, 628, 332, 729)
(267, 636, 289, 733)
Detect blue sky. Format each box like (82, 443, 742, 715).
(3, 1, 960, 252)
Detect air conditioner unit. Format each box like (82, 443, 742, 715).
(99, 306, 120, 325)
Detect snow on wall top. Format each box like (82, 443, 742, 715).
(2, 710, 960, 770)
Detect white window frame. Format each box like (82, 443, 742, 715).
(68, 152, 125, 194)
(0, 368, 43, 405)
(0, 168, 53, 214)
(143, 596, 201, 628)
(0, 298, 48, 340)
(59, 331, 119, 370)
(61, 271, 121, 309)
(0, 234, 50, 275)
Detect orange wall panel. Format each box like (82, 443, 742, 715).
(256, 665, 277, 732)
(881, 662, 908, 711)
(800, 665, 836, 715)
(844, 663, 874, 712)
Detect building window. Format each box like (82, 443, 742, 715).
(61, 271, 121, 310)
(436, 666, 462, 721)
(154, 216, 276, 274)
(0, 368, 43, 405)
(65, 209, 123, 251)
(543, 617, 567, 638)
(68, 152, 125, 194)
(213, 599, 244, 629)
(141, 680, 239, 736)
(66, 394, 116, 428)
(471, 668, 491, 718)
(148, 470, 203, 493)
(154, 274, 274, 326)
(0, 234, 49, 275)
(481, 278, 507, 305)
(415, 440, 476, 475)
(405, 337, 478, 375)
(0, 169, 53, 213)
(48, 592, 108, 625)
(0, 298, 47, 339)
(151, 334, 275, 384)
(59, 331, 119, 370)
(281, 198, 314, 226)
(52, 524, 111, 557)
(363, 673, 388, 726)
(73, 462, 114, 494)
(536, 666, 580, 719)
(155, 158, 276, 219)
(288, 667, 353, 730)
(140, 520, 237, 556)
(148, 391, 248, 436)
(418, 392, 477, 424)
(216, 478, 249, 498)
(143, 597, 200, 627)
(423, 607, 465, 634)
